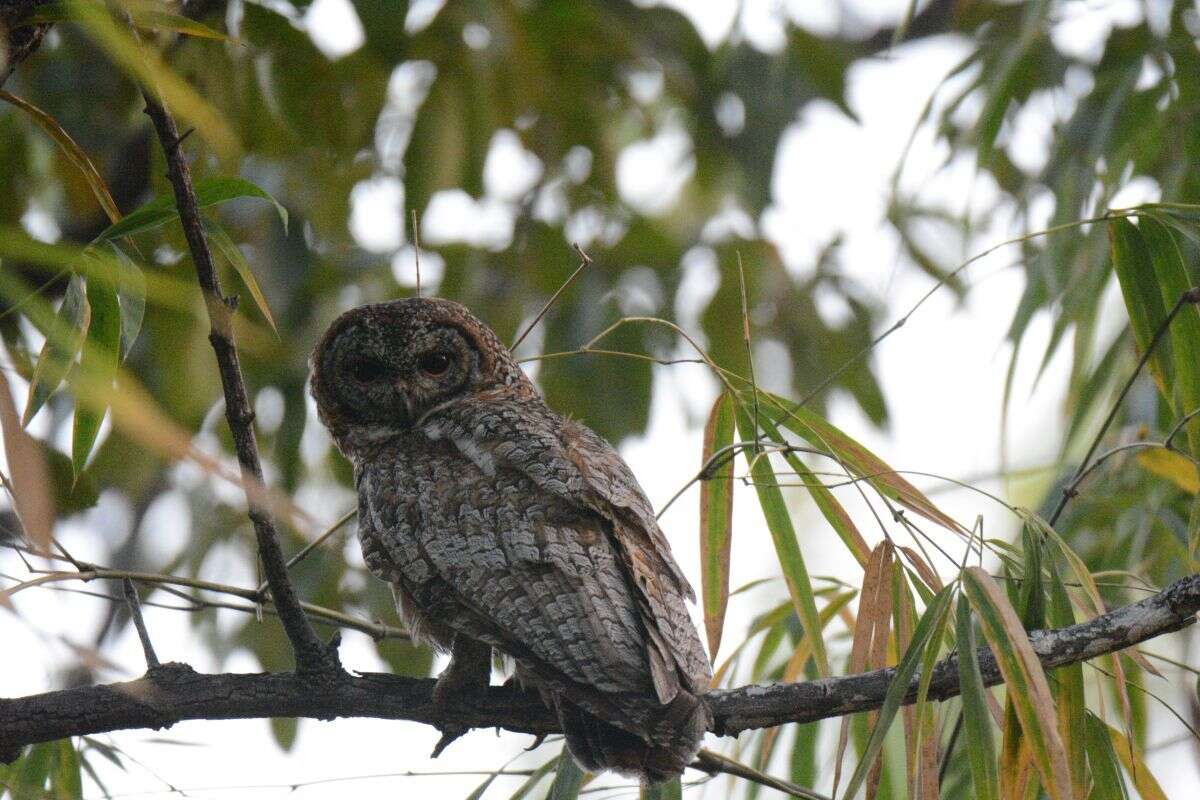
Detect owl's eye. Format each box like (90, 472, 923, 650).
(348, 357, 387, 383)
(418, 351, 452, 376)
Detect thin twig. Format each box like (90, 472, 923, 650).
(510, 244, 592, 352)
(256, 508, 356, 595)
(3, 572, 1199, 756)
(693, 748, 829, 800)
(410, 208, 421, 297)
(121, 578, 160, 669)
(133, 31, 337, 673)
(736, 252, 762, 453)
(1048, 287, 1200, 526)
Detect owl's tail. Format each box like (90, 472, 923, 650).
(556, 690, 710, 784)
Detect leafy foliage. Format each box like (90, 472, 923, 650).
(2, 1, 1200, 799)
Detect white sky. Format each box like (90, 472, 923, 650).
(4, 0, 1197, 798)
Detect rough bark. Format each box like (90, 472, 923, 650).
(3, 573, 1196, 762)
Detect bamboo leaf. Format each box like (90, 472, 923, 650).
(1085, 713, 1129, 800)
(23, 274, 90, 426)
(1108, 217, 1172, 397)
(1046, 556, 1086, 800)
(1139, 215, 1200, 457)
(1135, 448, 1199, 493)
(834, 541, 894, 797)
(736, 406, 830, 676)
(110, 243, 146, 358)
(0, 90, 120, 224)
(202, 215, 278, 333)
(0, 373, 54, 555)
(72, 269, 120, 476)
(757, 392, 964, 535)
(99, 176, 288, 242)
(640, 777, 683, 800)
(961, 567, 1070, 800)
(700, 391, 736, 659)
(840, 584, 954, 800)
(22, 0, 231, 40)
(757, 413, 871, 567)
(506, 754, 559, 800)
(68, 0, 239, 158)
(546, 749, 586, 800)
(1106, 722, 1167, 800)
(956, 597, 999, 800)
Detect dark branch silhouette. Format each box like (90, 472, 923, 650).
(2, 573, 1195, 763)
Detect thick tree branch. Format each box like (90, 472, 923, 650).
(136, 83, 337, 674)
(2, 573, 1196, 761)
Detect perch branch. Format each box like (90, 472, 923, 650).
(1, 572, 1196, 761)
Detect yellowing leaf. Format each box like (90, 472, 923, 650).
(699, 391, 736, 659)
(962, 567, 1070, 800)
(0, 374, 54, 554)
(1136, 447, 1199, 494)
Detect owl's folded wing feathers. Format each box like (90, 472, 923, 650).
(425, 401, 713, 697)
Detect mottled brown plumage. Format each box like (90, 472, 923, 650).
(310, 298, 711, 781)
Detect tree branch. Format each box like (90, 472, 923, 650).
(135, 76, 337, 674)
(2, 573, 1196, 761)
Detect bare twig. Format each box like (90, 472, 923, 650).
(510, 244, 592, 352)
(255, 508, 356, 596)
(693, 748, 829, 800)
(411, 208, 422, 297)
(134, 50, 337, 673)
(121, 578, 160, 669)
(1048, 286, 1200, 526)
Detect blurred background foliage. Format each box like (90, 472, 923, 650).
(3, 0, 1200, 795)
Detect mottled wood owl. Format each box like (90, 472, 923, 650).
(310, 298, 711, 781)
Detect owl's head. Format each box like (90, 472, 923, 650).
(310, 298, 532, 456)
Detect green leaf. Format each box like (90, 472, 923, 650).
(11, 741, 54, 799)
(72, 269, 120, 476)
(756, 413, 870, 568)
(840, 584, 954, 800)
(961, 567, 1070, 800)
(1108, 217, 1172, 397)
(735, 406, 830, 677)
(270, 717, 298, 752)
(51, 739, 83, 800)
(201, 214, 278, 333)
(699, 391, 736, 659)
(640, 777, 683, 800)
(955, 597, 999, 800)
(1084, 712, 1129, 800)
(98, 176, 289, 242)
(757, 391, 964, 535)
(23, 0, 231, 40)
(23, 275, 90, 426)
(464, 772, 498, 800)
(1045, 557, 1086, 800)
(1140, 214, 1200, 457)
(506, 754, 559, 800)
(545, 750, 586, 800)
(110, 243, 146, 358)
(0, 89, 120, 224)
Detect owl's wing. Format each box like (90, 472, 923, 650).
(366, 454, 657, 702)
(425, 400, 712, 698)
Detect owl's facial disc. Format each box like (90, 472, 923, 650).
(312, 297, 533, 457)
(315, 316, 480, 445)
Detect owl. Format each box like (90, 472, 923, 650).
(310, 298, 712, 781)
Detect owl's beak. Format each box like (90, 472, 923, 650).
(394, 383, 413, 428)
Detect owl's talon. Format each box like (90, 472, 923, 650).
(524, 733, 547, 751)
(430, 728, 465, 758)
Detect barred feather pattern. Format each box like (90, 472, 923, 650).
(312, 298, 711, 782)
